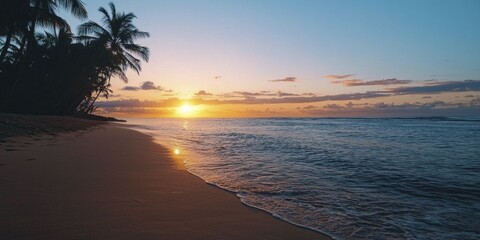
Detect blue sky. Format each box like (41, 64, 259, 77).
(61, 0, 480, 117)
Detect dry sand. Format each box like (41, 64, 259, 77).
(0, 121, 330, 240)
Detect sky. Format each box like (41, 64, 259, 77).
(63, 0, 480, 118)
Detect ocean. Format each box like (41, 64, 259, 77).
(123, 118, 480, 240)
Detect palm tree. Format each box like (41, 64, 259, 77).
(66, 2, 149, 114)
(0, 36, 22, 63)
(2, 0, 87, 111)
(20, 0, 87, 60)
(78, 2, 150, 75)
(0, 0, 87, 63)
(0, 0, 30, 63)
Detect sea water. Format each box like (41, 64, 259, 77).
(123, 118, 480, 240)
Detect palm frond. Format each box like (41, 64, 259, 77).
(58, 0, 88, 19)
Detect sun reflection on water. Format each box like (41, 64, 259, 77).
(174, 148, 180, 155)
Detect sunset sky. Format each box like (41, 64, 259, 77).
(63, 0, 480, 118)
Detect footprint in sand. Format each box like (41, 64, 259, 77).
(0, 163, 6, 166)
(5, 149, 17, 152)
(26, 158, 35, 161)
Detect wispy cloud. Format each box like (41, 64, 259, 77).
(140, 81, 163, 91)
(223, 91, 294, 98)
(121, 86, 140, 91)
(208, 91, 389, 105)
(96, 99, 175, 108)
(297, 105, 318, 110)
(269, 77, 297, 82)
(102, 80, 480, 111)
(323, 74, 354, 79)
(121, 81, 163, 91)
(389, 80, 480, 94)
(214, 76, 222, 80)
(332, 78, 413, 86)
(195, 90, 213, 96)
(298, 100, 480, 117)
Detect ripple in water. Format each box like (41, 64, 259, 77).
(125, 118, 480, 240)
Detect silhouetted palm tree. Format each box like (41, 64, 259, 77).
(0, 0, 87, 63)
(21, 0, 87, 59)
(0, 37, 22, 63)
(65, 2, 150, 113)
(0, 0, 30, 63)
(78, 2, 150, 76)
(1, 1, 150, 115)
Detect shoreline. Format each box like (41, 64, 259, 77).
(0, 119, 330, 239)
(121, 122, 335, 238)
(180, 156, 335, 239)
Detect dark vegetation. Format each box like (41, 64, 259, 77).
(0, 0, 149, 115)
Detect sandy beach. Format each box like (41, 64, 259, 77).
(0, 116, 329, 240)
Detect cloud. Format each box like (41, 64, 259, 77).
(389, 80, 480, 94)
(298, 100, 480, 117)
(211, 91, 389, 105)
(276, 91, 298, 97)
(222, 91, 275, 98)
(121, 86, 140, 91)
(101, 80, 480, 111)
(214, 76, 222, 80)
(322, 104, 344, 110)
(269, 77, 297, 82)
(422, 96, 432, 99)
(140, 81, 163, 91)
(96, 98, 182, 108)
(195, 90, 213, 96)
(232, 91, 272, 97)
(323, 74, 354, 79)
(332, 78, 413, 86)
(465, 95, 475, 98)
(121, 81, 163, 91)
(96, 91, 388, 110)
(221, 91, 305, 98)
(300, 105, 318, 110)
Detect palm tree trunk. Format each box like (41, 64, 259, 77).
(0, 26, 14, 63)
(14, 35, 27, 64)
(53, 61, 96, 114)
(55, 50, 106, 114)
(87, 90, 102, 113)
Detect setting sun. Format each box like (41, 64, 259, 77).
(177, 103, 196, 117)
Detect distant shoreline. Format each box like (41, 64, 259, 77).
(0, 114, 329, 239)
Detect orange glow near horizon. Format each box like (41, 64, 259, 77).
(95, 92, 479, 118)
(176, 103, 198, 118)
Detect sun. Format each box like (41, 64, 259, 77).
(177, 103, 196, 117)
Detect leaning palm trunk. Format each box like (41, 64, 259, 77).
(85, 88, 103, 113)
(0, 26, 14, 63)
(53, 63, 95, 114)
(55, 50, 107, 115)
